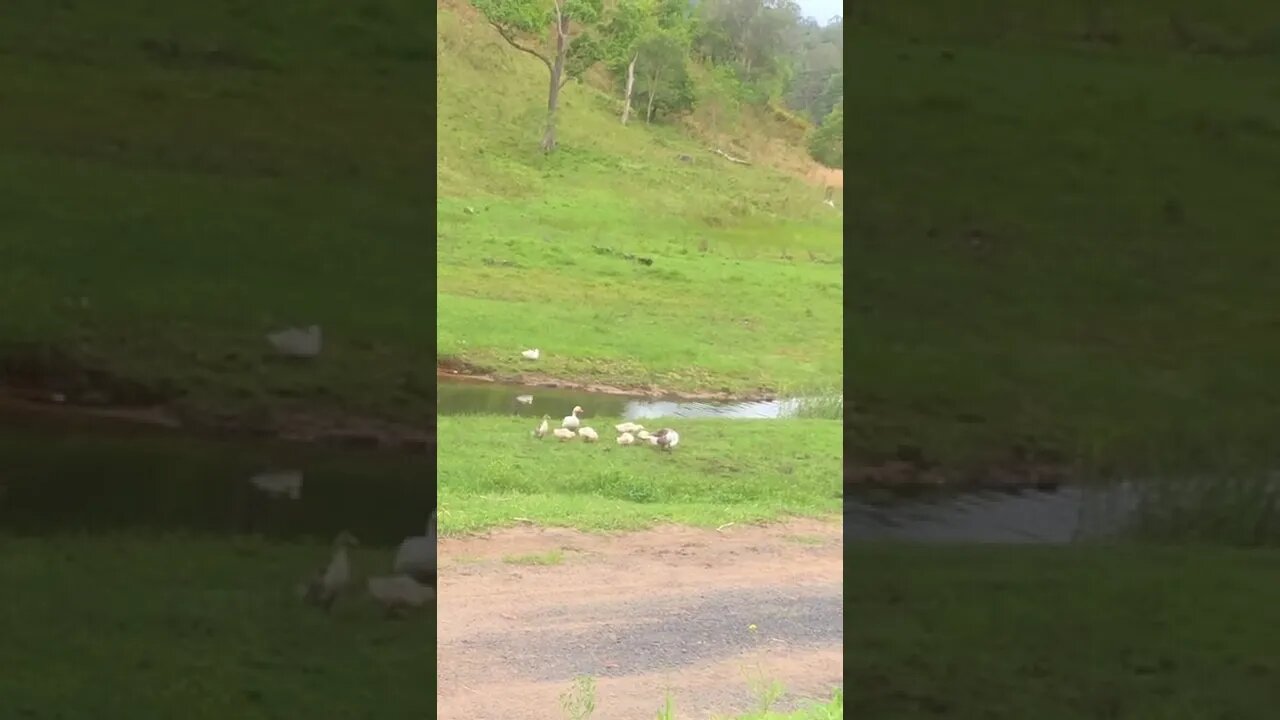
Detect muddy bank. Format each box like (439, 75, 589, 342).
(437, 356, 779, 402)
(0, 394, 434, 453)
(0, 343, 433, 452)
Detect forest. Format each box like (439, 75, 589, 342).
(472, 0, 844, 166)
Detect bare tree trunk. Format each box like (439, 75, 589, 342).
(620, 53, 637, 126)
(541, 4, 571, 153)
(645, 69, 660, 125)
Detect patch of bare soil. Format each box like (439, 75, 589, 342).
(437, 520, 843, 720)
(436, 361, 777, 402)
(804, 165, 843, 190)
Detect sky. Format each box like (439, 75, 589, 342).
(795, 0, 842, 23)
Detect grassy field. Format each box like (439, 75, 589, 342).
(437, 415, 841, 532)
(0, 1, 433, 427)
(846, 2, 1280, 473)
(436, 0, 843, 397)
(845, 544, 1280, 719)
(0, 533, 435, 719)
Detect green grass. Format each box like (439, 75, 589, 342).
(564, 678, 841, 720)
(436, 1, 842, 397)
(0, 533, 435, 718)
(723, 690, 843, 720)
(0, 1, 432, 426)
(847, 3, 1280, 474)
(503, 549, 566, 566)
(845, 544, 1280, 719)
(437, 415, 841, 532)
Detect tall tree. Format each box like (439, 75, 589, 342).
(807, 99, 842, 169)
(474, 0, 605, 152)
(601, 0, 653, 125)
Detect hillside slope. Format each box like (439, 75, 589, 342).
(0, 1, 433, 433)
(436, 0, 844, 396)
(846, 3, 1280, 474)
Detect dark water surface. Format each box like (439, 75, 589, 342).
(0, 407, 431, 546)
(437, 378, 807, 419)
(845, 485, 1127, 543)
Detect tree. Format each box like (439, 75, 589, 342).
(474, 0, 605, 152)
(600, 0, 653, 125)
(628, 30, 694, 124)
(807, 99, 842, 169)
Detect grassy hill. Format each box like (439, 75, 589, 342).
(436, 0, 844, 397)
(0, 1, 434, 430)
(846, 2, 1280, 475)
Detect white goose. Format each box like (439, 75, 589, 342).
(652, 428, 680, 451)
(562, 406, 584, 430)
(578, 427, 599, 443)
(617, 432, 636, 446)
(615, 422, 644, 434)
(300, 531, 359, 611)
(367, 574, 435, 617)
(392, 511, 436, 585)
(553, 427, 577, 441)
(532, 414, 550, 439)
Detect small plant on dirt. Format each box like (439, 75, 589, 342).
(503, 549, 566, 566)
(655, 690, 677, 720)
(560, 674, 597, 720)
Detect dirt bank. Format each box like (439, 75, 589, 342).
(437, 520, 843, 720)
(437, 357, 779, 402)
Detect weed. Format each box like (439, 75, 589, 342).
(503, 549, 566, 566)
(560, 675, 597, 720)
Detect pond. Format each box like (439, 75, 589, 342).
(437, 377, 828, 420)
(846, 475, 1280, 545)
(0, 405, 432, 547)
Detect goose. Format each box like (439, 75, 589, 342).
(532, 414, 550, 439)
(615, 422, 645, 434)
(562, 406, 583, 430)
(553, 427, 577, 441)
(653, 428, 680, 451)
(250, 470, 303, 500)
(516, 394, 534, 404)
(267, 324, 322, 358)
(521, 348, 540, 360)
(367, 574, 436, 617)
(617, 432, 636, 446)
(300, 531, 359, 611)
(578, 427, 599, 443)
(636, 429, 653, 442)
(393, 511, 436, 585)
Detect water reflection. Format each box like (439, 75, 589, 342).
(845, 486, 1101, 543)
(845, 477, 1280, 545)
(437, 379, 802, 419)
(0, 414, 431, 546)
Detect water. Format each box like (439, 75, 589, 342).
(437, 378, 812, 419)
(846, 476, 1280, 544)
(844, 485, 1119, 543)
(0, 407, 432, 546)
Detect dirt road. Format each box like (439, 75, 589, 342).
(437, 519, 843, 720)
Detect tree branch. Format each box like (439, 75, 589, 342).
(551, 0, 566, 40)
(488, 21, 552, 71)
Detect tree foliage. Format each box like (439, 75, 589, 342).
(473, 0, 842, 158)
(807, 99, 843, 169)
